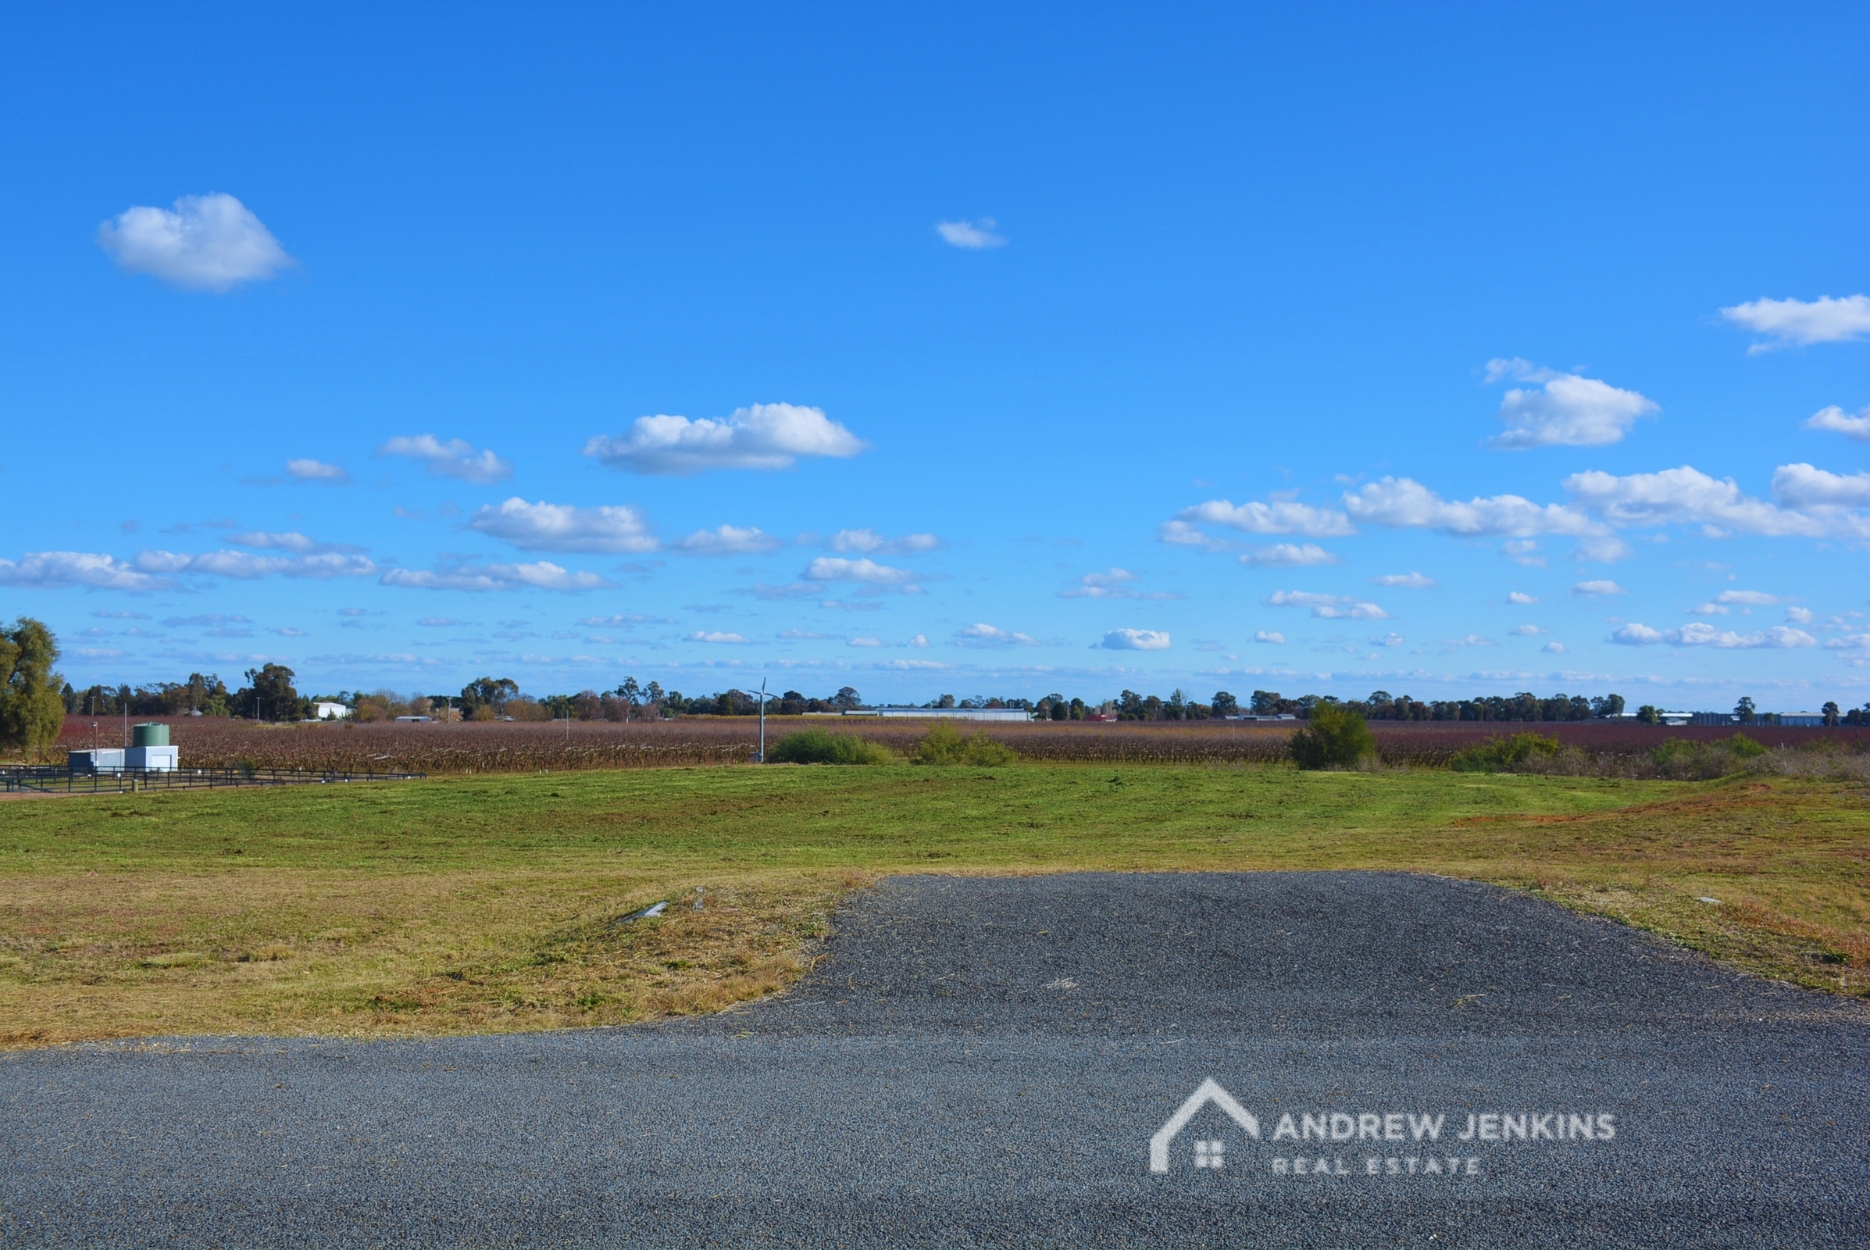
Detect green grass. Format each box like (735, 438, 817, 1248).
(1, 764, 1864, 1045)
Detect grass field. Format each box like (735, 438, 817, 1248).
(1, 764, 1865, 1046)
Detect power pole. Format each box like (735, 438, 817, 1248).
(758, 677, 767, 763)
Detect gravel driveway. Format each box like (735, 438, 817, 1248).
(4, 871, 1866, 1248)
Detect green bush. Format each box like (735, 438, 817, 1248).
(1650, 733, 1766, 779)
(1723, 733, 1767, 759)
(766, 728, 893, 765)
(1450, 732, 1562, 773)
(910, 721, 1018, 766)
(1288, 704, 1377, 770)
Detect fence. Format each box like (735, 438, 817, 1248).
(0, 765, 426, 795)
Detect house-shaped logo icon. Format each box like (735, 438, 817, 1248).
(1149, 1078, 1260, 1172)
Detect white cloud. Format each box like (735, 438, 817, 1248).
(1064, 567, 1137, 596)
(1571, 579, 1624, 596)
(578, 613, 671, 626)
(1346, 477, 1602, 538)
(382, 561, 609, 592)
(96, 193, 293, 291)
(688, 631, 753, 645)
(1688, 603, 1730, 616)
(1722, 294, 1870, 351)
(956, 623, 1039, 647)
(1786, 606, 1814, 624)
(802, 556, 916, 585)
(1509, 624, 1546, 636)
(1542, 642, 1567, 653)
(1612, 622, 1817, 649)
(1716, 589, 1780, 606)
(1824, 633, 1870, 652)
(1573, 534, 1635, 562)
(828, 528, 939, 554)
(135, 549, 376, 580)
(379, 434, 514, 483)
(847, 636, 884, 648)
(1368, 571, 1435, 588)
(1172, 498, 1355, 539)
(286, 458, 348, 483)
(467, 498, 655, 554)
(228, 531, 360, 554)
(1253, 630, 1285, 644)
(1445, 634, 1495, 648)
(1507, 591, 1538, 605)
(416, 617, 462, 627)
(1483, 359, 1658, 449)
(935, 218, 1006, 249)
(1502, 540, 1544, 567)
(165, 613, 251, 628)
(909, 634, 930, 648)
(0, 550, 168, 591)
(1770, 463, 1870, 509)
(1373, 632, 1405, 647)
(584, 403, 866, 475)
(1564, 466, 1848, 538)
(1237, 544, 1339, 567)
(777, 629, 830, 640)
(1805, 404, 1870, 441)
(1099, 628, 1171, 651)
(1058, 569, 1128, 599)
(675, 525, 782, 555)
(1060, 567, 1182, 598)
(1264, 590, 1388, 620)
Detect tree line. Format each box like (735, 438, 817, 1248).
(15, 604, 1870, 752)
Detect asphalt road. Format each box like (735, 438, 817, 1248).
(4, 871, 1867, 1248)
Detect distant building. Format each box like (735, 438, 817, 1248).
(394, 715, 433, 722)
(832, 707, 1032, 722)
(1773, 711, 1827, 727)
(311, 701, 351, 720)
(1686, 711, 1732, 726)
(1225, 713, 1297, 722)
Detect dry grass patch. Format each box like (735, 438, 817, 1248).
(0, 868, 855, 1046)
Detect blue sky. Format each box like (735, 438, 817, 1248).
(3, 3, 1868, 710)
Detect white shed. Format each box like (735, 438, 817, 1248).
(311, 701, 352, 720)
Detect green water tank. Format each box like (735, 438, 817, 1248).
(131, 722, 170, 747)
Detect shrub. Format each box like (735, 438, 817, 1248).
(910, 721, 1018, 766)
(1450, 733, 1562, 773)
(1723, 733, 1767, 759)
(1289, 704, 1376, 770)
(1650, 734, 1767, 780)
(765, 729, 893, 765)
